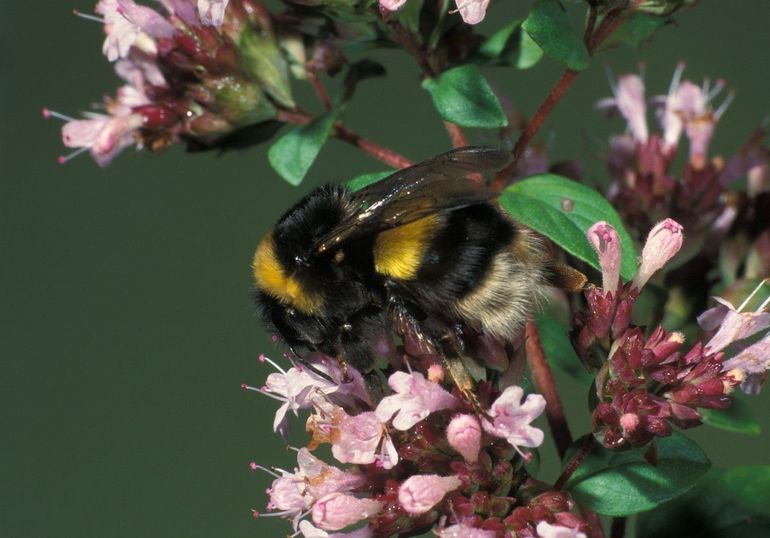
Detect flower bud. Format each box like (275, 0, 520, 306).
(446, 414, 482, 463)
(632, 219, 684, 290)
(312, 493, 383, 531)
(397, 474, 462, 515)
(587, 221, 622, 294)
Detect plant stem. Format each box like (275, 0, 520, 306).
(276, 109, 413, 169)
(525, 319, 573, 459)
(307, 72, 333, 111)
(554, 435, 593, 490)
(491, 4, 637, 191)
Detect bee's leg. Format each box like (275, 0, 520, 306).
(435, 333, 485, 414)
(286, 346, 337, 383)
(336, 354, 352, 383)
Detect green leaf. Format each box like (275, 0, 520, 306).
(478, 20, 544, 69)
(535, 315, 592, 384)
(522, 0, 590, 71)
(422, 65, 508, 128)
(565, 432, 711, 516)
(346, 171, 391, 192)
(500, 174, 637, 280)
(701, 396, 761, 435)
(599, 13, 669, 51)
(268, 109, 340, 186)
(637, 466, 770, 537)
(397, 0, 425, 37)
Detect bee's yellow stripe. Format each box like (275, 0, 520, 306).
(374, 215, 439, 280)
(252, 233, 323, 314)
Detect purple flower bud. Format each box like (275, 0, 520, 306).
(632, 219, 684, 290)
(587, 221, 622, 293)
(446, 414, 482, 463)
(397, 474, 462, 515)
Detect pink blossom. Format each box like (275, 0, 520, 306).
(446, 414, 482, 463)
(435, 523, 497, 538)
(197, 0, 229, 26)
(481, 386, 545, 454)
(61, 113, 144, 167)
(536, 521, 588, 538)
(312, 493, 383, 531)
(655, 63, 734, 161)
(298, 520, 373, 538)
(454, 0, 491, 24)
(375, 371, 459, 431)
(586, 221, 622, 293)
(379, 0, 489, 25)
(397, 474, 462, 515)
(596, 74, 648, 143)
(331, 410, 398, 469)
(632, 219, 684, 290)
(96, 0, 173, 61)
(265, 365, 336, 434)
(699, 291, 770, 354)
(722, 333, 770, 392)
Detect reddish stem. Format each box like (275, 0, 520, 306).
(276, 109, 413, 169)
(491, 4, 636, 191)
(525, 319, 573, 459)
(554, 435, 593, 490)
(307, 72, 333, 111)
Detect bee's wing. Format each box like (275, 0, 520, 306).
(317, 146, 511, 252)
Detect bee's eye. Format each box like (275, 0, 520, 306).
(286, 308, 296, 317)
(334, 250, 345, 263)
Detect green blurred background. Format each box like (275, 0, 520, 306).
(3, 1, 770, 536)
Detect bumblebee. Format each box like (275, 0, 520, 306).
(252, 147, 584, 387)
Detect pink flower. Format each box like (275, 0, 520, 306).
(397, 474, 462, 515)
(435, 523, 497, 538)
(722, 333, 770, 394)
(699, 290, 770, 354)
(379, 0, 489, 25)
(446, 414, 482, 463)
(96, 0, 173, 61)
(480, 386, 546, 454)
(586, 221, 622, 294)
(264, 365, 336, 434)
(331, 410, 398, 469)
(536, 521, 588, 538)
(312, 493, 383, 531)
(454, 0, 491, 25)
(654, 63, 734, 162)
(61, 113, 144, 167)
(632, 219, 684, 290)
(375, 371, 459, 431)
(596, 74, 648, 143)
(197, 0, 229, 26)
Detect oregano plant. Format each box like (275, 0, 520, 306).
(44, 1, 770, 536)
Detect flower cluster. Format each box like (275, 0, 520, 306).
(45, 0, 309, 165)
(576, 219, 770, 448)
(244, 347, 592, 536)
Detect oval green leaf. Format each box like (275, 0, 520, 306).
(422, 65, 508, 128)
(500, 174, 637, 280)
(522, 0, 590, 71)
(700, 396, 761, 435)
(565, 432, 711, 516)
(637, 466, 770, 537)
(268, 109, 340, 186)
(479, 20, 544, 69)
(346, 171, 392, 192)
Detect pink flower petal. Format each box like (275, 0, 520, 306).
(454, 0, 490, 25)
(197, 0, 229, 26)
(481, 386, 545, 452)
(312, 493, 382, 532)
(587, 221, 622, 294)
(632, 219, 684, 290)
(446, 414, 482, 463)
(397, 474, 462, 515)
(374, 371, 458, 431)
